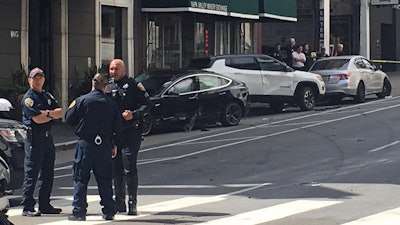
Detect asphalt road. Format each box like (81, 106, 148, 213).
(7, 73, 400, 225)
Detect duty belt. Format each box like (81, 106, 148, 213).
(81, 134, 110, 146)
(32, 130, 51, 137)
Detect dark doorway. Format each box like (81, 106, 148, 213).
(101, 6, 123, 67)
(381, 23, 396, 71)
(29, 0, 53, 91)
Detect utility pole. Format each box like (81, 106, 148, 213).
(319, 0, 330, 53)
(360, 0, 370, 58)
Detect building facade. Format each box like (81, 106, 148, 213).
(0, 0, 398, 120)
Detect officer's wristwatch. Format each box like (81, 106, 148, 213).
(46, 110, 54, 119)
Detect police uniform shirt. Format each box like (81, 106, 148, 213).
(22, 88, 59, 132)
(106, 76, 151, 128)
(65, 89, 121, 140)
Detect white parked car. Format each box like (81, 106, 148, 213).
(188, 54, 325, 112)
(309, 55, 392, 104)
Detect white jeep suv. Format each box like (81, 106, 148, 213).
(188, 54, 325, 112)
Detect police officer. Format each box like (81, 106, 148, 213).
(21, 67, 63, 216)
(65, 73, 121, 221)
(107, 59, 152, 215)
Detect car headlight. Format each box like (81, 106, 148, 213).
(0, 128, 27, 143)
(316, 75, 324, 82)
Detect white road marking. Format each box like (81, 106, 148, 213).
(17, 183, 270, 225)
(341, 207, 400, 225)
(197, 200, 342, 225)
(368, 141, 400, 152)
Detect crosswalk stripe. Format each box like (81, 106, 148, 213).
(197, 200, 342, 225)
(341, 207, 400, 225)
(12, 195, 227, 225)
(7, 195, 100, 217)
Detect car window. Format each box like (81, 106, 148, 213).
(135, 73, 174, 97)
(167, 77, 197, 95)
(226, 57, 260, 70)
(310, 59, 349, 71)
(256, 56, 284, 71)
(198, 75, 230, 90)
(361, 59, 375, 70)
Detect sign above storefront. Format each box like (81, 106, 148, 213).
(142, 0, 259, 19)
(371, 0, 400, 5)
(190, 1, 227, 12)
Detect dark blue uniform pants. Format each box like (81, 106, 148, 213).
(113, 127, 141, 204)
(72, 139, 115, 216)
(22, 134, 55, 210)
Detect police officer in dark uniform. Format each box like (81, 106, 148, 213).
(107, 59, 152, 215)
(65, 73, 121, 221)
(21, 67, 63, 216)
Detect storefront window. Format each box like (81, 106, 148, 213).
(215, 21, 231, 55)
(194, 23, 206, 57)
(147, 14, 182, 69)
(238, 22, 253, 54)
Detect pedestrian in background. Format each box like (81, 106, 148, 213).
(21, 67, 63, 216)
(271, 43, 282, 61)
(334, 43, 346, 56)
(303, 43, 314, 70)
(65, 73, 121, 221)
(107, 59, 152, 215)
(285, 37, 296, 66)
(317, 47, 330, 59)
(292, 45, 306, 71)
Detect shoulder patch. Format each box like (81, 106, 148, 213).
(24, 98, 34, 108)
(68, 100, 76, 108)
(137, 82, 146, 91)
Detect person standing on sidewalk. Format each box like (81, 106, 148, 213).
(107, 59, 152, 215)
(65, 73, 121, 221)
(20, 67, 63, 216)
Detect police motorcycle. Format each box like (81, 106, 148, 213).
(0, 98, 27, 190)
(0, 155, 13, 225)
(0, 98, 19, 224)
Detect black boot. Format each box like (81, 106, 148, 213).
(127, 175, 138, 215)
(114, 175, 126, 212)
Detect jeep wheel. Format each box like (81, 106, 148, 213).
(297, 86, 315, 111)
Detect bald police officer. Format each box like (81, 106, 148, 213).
(65, 73, 121, 221)
(107, 59, 152, 215)
(21, 67, 63, 216)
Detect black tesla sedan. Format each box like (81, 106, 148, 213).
(135, 69, 250, 135)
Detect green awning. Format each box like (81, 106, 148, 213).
(142, 0, 259, 19)
(259, 0, 297, 22)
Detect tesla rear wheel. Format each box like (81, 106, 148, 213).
(141, 113, 153, 136)
(376, 78, 391, 98)
(297, 86, 315, 111)
(354, 82, 366, 103)
(221, 102, 242, 126)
